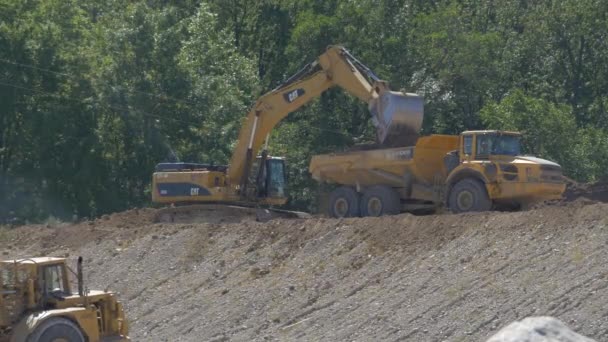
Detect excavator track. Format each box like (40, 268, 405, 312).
(153, 204, 310, 224)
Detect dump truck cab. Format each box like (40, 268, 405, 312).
(460, 130, 522, 161)
(445, 130, 566, 212)
(0, 257, 129, 342)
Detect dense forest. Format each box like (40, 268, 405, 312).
(1, 0, 608, 222)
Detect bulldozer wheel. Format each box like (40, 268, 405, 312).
(448, 178, 492, 213)
(360, 185, 401, 217)
(328, 187, 360, 218)
(28, 317, 85, 342)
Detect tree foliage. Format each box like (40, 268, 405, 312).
(1, 0, 607, 221)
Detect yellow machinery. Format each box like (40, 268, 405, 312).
(0, 257, 129, 342)
(310, 130, 566, 217)
(152, 45, 565, 218)
(152, 46, 423, 215)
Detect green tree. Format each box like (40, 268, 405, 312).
(177, 3, 260, 164)
(409, 2, 505, 133)
(0, 0, 100, 220)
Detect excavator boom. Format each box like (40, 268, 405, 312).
(228, 45, 423, 191)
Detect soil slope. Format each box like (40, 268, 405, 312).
(1, 203, 608, 341)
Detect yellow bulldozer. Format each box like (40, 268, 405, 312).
(151, 45, 565, 218)
(0, 257, 129, 342)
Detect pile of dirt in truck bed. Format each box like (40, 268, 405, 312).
(2, 202, 607, 341)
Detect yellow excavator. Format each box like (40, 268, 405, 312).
(151, 45, 423, 220)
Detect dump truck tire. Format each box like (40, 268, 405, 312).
(328, 187, 360, 218)
(360, 185, 401, 217)
(29, 317, 85, 342)
(448, 178, 492, 213)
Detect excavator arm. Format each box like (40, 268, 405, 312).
(228, 46, 423, 194)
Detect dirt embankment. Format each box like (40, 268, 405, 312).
(563, 178, 608, 203)
(2, 201, 608, 341)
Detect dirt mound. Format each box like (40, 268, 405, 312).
(0, 208, 156, 257)
(533, 178, 608, 209)
(2, 202, 608, 341)
(152, 205, 263, 224)
(95, 207, 158, 228)
(563, 177, 608, 203)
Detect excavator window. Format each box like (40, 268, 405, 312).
(266, 159, 286, 198)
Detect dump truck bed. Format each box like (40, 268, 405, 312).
(309, 135, 459, 187)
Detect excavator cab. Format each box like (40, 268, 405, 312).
(250, 156, 287, 204)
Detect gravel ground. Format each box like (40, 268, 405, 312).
(2, 202, 608, 341)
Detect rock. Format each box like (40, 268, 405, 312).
(486, 316, 596, 342)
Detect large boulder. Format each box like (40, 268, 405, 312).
(486, 316, 596, 342)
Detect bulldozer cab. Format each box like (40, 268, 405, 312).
(0, 258, 73, 327)
(460, 130, 522, 161)
(38, 261, 71, 302)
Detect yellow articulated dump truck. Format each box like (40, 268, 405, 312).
(310, 130, 566, 217)
(0, 257, 129, 342)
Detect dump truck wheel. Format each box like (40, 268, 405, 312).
(328, 187, 360, 218)
(360, 185, 401, 217)
(448, 178, 492, 213)
(29, 317, 85, 342)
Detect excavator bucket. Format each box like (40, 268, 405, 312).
(370, 91, 424, 147)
